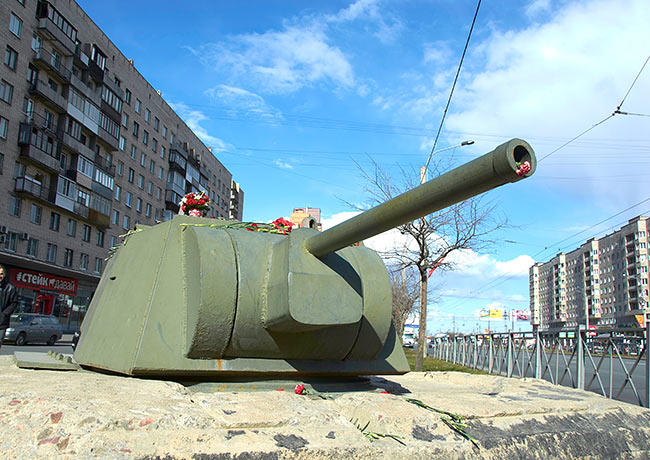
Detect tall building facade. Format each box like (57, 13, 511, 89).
(0, 0, 243, 331)
(530, 216, 649, 331)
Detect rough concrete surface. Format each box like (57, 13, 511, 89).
(1, 355, 650, 459)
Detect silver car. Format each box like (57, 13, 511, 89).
(3, 313, 63, 346)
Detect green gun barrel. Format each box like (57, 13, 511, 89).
(306, 138, 535, 258)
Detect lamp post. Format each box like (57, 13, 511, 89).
(420, 140, 475, 184)
(415, 140, 475, 366)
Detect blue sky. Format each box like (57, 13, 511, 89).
(79, 0, 650, 334)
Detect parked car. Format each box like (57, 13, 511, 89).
(3, 313, 63, 346)
(402, 332, 416, 348)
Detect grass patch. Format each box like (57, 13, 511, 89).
(403, 348, 486, 374)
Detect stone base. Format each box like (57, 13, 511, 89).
(1, 355, 649, 459)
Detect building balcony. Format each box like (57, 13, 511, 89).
(165, 190, 182, 214)
(29, 80, 67, 113)
(36, 18, 75, 55)
(69, 73, 101, 106)
(17, 125, 62, 173)
(88, 208, 110, 229)
(73, 45, 90, 69)
(96, 126, 119, 151)
(74, 202, 89, 219)
(166, 181, 185, 198)
(14, 176, 47, 201)
(32, 48, 71, 83)
(88, 59, 105, 83)
(61, 133, 96, 162)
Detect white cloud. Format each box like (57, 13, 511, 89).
(444, 0, 650, 203)
(273, 159, 294, 169)
(168, 102, 230, 152)
(204, 85, 282, 119)
(196, 25, 354, 94)
(524, 0, 552, 18)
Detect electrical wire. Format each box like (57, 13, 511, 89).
(427, 0, 482, 160)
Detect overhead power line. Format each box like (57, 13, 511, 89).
(427, 0, 482, 159)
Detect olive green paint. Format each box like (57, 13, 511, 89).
(73, 139, 535, 379)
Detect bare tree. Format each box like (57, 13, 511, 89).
(388, 266, 419, 338)
(355, 156, 507, 371)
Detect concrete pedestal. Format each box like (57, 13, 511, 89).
(1, 355, 649, 459)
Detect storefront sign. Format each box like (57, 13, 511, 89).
(10, 269, 78, 295)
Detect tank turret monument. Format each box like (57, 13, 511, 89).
(4, 138, 650, 459)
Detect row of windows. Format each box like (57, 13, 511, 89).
(4, 232, 101, 273)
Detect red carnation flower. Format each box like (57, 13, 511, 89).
(294, 384, 306, 395)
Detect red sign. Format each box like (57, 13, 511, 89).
(10, 269, 78, 295)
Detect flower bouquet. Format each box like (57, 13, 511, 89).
(179, 191, 211, 217)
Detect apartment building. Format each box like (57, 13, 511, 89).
(530, 216, 649, 331)
(0, 0, 243, 331)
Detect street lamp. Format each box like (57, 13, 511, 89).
(420, 140, 475, 184)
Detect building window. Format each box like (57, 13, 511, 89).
(128, 168, 134, 183)
(134, 197, 142, 213)
(30, 204, 42, 224)
(144, 108, 150, 123)
(119, 136, 126, 151)
(0, 116, 8, 139)
(152, 138, 157, 152)
(135, 99, 141, 113)
(153, 117, 159, 131)
(46, 243, 57, 263)
(145, 203, 152, 217)
(157, 187, 162, 200)
(125, 191, 132, 208)
(49, 212, 60, 231)
(123, 215, 130, 230)
(97, 230, 104, 247)
(147, 181, 153, 195)
(110, 235, 118, 248)
(138, 175, 144, 189)
(0, 152, 4, 174)
(4, 46, 18, 70)
(132, 121, 139, 137)
(111, 209, 119, 225)
(31, 32, 41, 51)
(149, 159, 155, 173)
(140, 152, 146, 167)
(130, 144, 137, 160)
(94, 257, 102, 273)
(160, 146, 165, 159)
(66, 218, 76, 236)
(162, 126, 167, 138)
(114, 184, 121, 201)
(9, 195, 21, 216)
(62, 248, 73, 267)
(82, 224, 91, 242)
(158, 166, 164, 180)
(26, 238, 39, 258)
(142, 130, 149, 145)
(80, 253, 89, 270)
(117, 161, 123, 176)
(0, 80, 13, 104)
(4, 232, 17, 252)
(9, 13, 22, 37)
(125, 88, 131, 105)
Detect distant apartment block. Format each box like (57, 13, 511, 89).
(290, 207, 322, 231)
(0, 0, 243, 330)
(530, 216, 649, 331)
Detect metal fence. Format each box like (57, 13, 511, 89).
(429, 324, 650, 408)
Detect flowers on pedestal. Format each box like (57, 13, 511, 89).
(179, 191, 211, 217)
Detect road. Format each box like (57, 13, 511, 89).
(1, 341, 73, 356)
